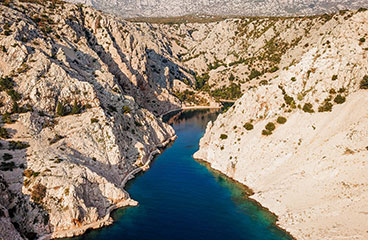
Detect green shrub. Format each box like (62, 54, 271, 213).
(329, 88, 336, 94)
(331, 75, 338, 81)
(276, 116, 287, 124)
(6, 89, 21, 101)
(56, 101, 65, 116)
(0, 161, 16, 171)
(318, 101, 333, 112)
(90, 118, 98, 123)
(122, 105, 131, 114)
(359, 37, 366, 43)
(0, 127, 9, 139)
(262, 129, 272, 136)
(360, 75, 368, 89)
(302, 103, 314, 113)
(283, 94, 294, 105)
(8, 141, 30, 150)
(3, 153, 13, 161)
(249, 69, 262, 80)
(31, 183, 47, 203)
(291, 77, 296, 82)
(334, 94, 346, 104)
(220, 134, 228, 140)
(71, 100, 80, 114)
(265, 122, 275, 131)
(243, 122, 254, 131)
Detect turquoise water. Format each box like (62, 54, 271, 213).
(70, 110, 292, 240)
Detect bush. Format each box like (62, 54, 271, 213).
(220, 134, 228, 140)
(71, 100, 80, 115)
(276, 116, 287, 124)
(262, 129, 272, 136)
(122, 105, 131, 114)
(302, 103, 314, 113)
(360, 75, 368, 89)
(90, 118, 98, 123)
(56, 101, 65, 116)
(0, 161, 16, 171)
(0, 127, 9, 139)
(3, 153, 13, 161)
(283, 94, 294, 105)
(334, 94, 346, 104)
(265, 122, 275, 131)
(291, 77, 296, 82)
(24, 169, 34, 178)
(318, 101, 333, 112)
(6, 89, 21, 101)
(329, 88, 336, 94)
(8, 141, 30, 150)
(249, 69, 262, 80)
(359, 37, 366, 43)
(243, 122, 253, 131)
(331, 75, 338, 81)
(31, 183, 47, 204)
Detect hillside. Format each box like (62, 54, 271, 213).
(194, 9, 368, 240)
(0, 0, 367, 239)
(67, 0, 368, 18)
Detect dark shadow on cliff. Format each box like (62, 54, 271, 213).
(0, 124, 50, 240)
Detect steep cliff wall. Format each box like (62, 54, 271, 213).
(195, 9, 368, 240)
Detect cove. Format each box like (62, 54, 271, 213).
(69, 110, 292, 240)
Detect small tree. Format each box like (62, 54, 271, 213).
(302, 103, 314, 113)
(243, 122, 254, 131)
(31, 183, 47, 204)
(276, 116, 287, 124)
(265, 122, 275, 131)
(56, 101, 64, 116)
(360, 75, 368, 89)
(71, 100, 80, 114)
(334, 94, 346, 104)
(220, 134, 228, 140)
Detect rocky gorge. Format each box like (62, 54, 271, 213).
(0, 0, 367, 239)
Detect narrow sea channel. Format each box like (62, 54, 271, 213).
(70, 109, 292, 240)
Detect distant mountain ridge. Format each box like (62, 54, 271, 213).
(67, 0, 368, 17)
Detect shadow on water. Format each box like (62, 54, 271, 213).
(67, 109, 293, 240)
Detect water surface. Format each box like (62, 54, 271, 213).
(71, 110, 292, 240)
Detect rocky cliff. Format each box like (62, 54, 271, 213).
(194, 9, 368, 240)
(0, 0, 185, 238)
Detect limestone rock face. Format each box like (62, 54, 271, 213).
(195, 10, 368, 240)
(0, 1, 180, 238)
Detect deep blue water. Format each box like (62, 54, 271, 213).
(70, 110, 292, 240)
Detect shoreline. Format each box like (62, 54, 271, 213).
(41, 134, 178, 239)
(193, 157, 296, 240)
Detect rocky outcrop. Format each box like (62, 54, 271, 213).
(0, 0, 183, 238)
(195, 10, 368, 240)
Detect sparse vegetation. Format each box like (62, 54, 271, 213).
(31, 183, 47, 204)
(265, 122, 275, 131)
(220, 134, 228, 140)
(302, 103, 314, 113)
(276, 116, 287, 124)
(334, 94, 346, 104)
(8, 141, 30, 150)
(0, 127, 9, 139)
(243, 122, 253, 131)
(360, 75, 368, 89)
(122, 105, 131, 114)
(3, 153, 13, 161)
